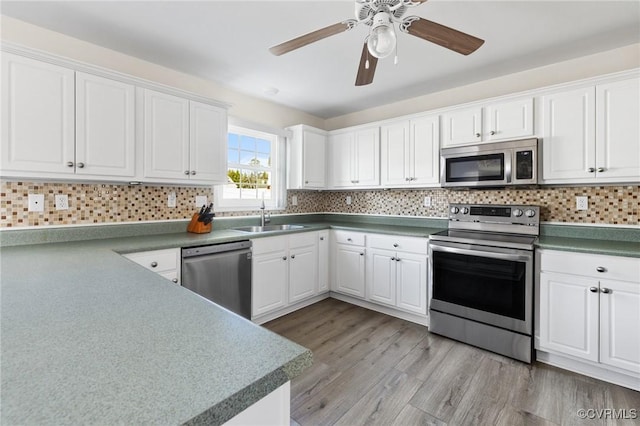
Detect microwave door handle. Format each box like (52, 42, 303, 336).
(505, 153, 512, 183)
(430, 243, 531, 263)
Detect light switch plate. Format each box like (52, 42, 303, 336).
(291, 195, 298, 206)
(346, 196, 352, 205)
(423, 196, 431, 207)
(168, 192, 177, 208)
(28, 194, 45, 212)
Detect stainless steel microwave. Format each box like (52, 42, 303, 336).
(440, 138, 538, 188)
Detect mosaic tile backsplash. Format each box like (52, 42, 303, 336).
(1, 181, 637, 227)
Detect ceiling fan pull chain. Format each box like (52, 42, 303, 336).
(394, 41, 399, 65)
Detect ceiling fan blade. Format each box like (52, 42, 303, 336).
(270, 22, 353, 56)
(402, 17, 484, 55)
(355, 43, 378, 86)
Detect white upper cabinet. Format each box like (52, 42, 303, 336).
(328, 126, 380, 188)
(381, 115, 439, 187)
(76, 72, 135, 177)
(595, 78, 640, 181)
(190, 101, 227, 183)
(541, 76, 640, 184)
(287, 124, 327, 189)
(143, 89, 227, 184)
(1, 53, 75, 175)
(441, 97, 533, 147)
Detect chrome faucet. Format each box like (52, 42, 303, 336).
(260, 200, 271, 227)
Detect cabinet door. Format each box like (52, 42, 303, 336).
(328, 132, 354, 187)
(289, 242, 318, 304)
(381, 121, 410, 186)
(484, 98, 534, 142)
(396, 252, 428, 315)
(541, 87, 596, 182)
(441, 106, 482, 147)
(302, 130, 326, 188)
(143, 89, 190, 180)
(334, 244, 366, 298)
(596, 79, 640, 181)
(410, 115, 440, 186)
(353, 127, 380, 187)
(252, 251, 288, 317)
(1, 53, 75, 174)
(599, 279, 640, 373)
(539, 271, 599, 362)
(367, 248, 396, 306)
(76, 72, 135, 177)
(317, 231, 329, 293)
(190, 101, 227, 183)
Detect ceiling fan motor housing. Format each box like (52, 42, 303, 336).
(355, 0, 408, 24)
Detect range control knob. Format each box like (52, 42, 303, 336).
(461, 207, 469, 214)
(513, 209, 523, 217)
(450, 206, 460, 214)
(525, 209, 536, 218)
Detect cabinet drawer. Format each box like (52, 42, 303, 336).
(368, 234, 428, 254)
(252, 235, 287, 255)
(124, 248, 179, 273)
(333, 230, 366, 246)
(540, 250, 640, 282)
(289, 231, 317, 249)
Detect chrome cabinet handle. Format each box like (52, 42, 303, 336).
(282, 256, 287, 261)
(475, 133, 481, 138)
(347, 238, 352, 242)
(405, 177, 410, 181)
(587, 168, 596, 173)
(601, 288, 612, 294)
(490, 130, 496, 135)
(395, 257, 401, 262)
(393, 243, 399, 248)
(172, 278, 178, 283)
(360, 252, 364, 256)
(291, 254, 296, 259)
(597, 167, 605, 173)
(596, 266, 606, 273)
(184, 170, 190, 175)
(391, 257, 396, 261)
(320, 237, 324, 241)
(150, 261, 158, 268)
(77, 162, 85, 168)
(589, 287, 598, 293)
(305, 180, 309, 184)
(191, 171, 196, 175)
(67, 161, 74, 167)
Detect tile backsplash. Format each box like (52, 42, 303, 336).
(1, 181, 637, 228)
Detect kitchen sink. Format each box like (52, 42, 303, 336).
(232, 224, 307, 233)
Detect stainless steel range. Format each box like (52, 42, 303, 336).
(428, 203, 540, 363)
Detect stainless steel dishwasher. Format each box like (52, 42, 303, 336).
(181, 241, 252, 319)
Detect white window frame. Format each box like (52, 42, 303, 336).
(214, 121, 286, 212)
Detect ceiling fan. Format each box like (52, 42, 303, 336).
(269, 0, 484, 86)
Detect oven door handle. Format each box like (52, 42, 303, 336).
(430, 243, 532, 263)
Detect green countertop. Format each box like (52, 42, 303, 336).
(1, 214, 637, 424)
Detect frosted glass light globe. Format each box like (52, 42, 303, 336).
(367, 24, 397, 58)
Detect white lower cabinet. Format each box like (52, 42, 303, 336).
(123, 248, 181, 284)
(538, 249, 640, 380)
(366, 234, 428, 315)
(332, 231, 367, 298)
(317, 231, 329, 293)
(251, 232, 322, 320)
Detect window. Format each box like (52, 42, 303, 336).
(215, 124, 284, 211)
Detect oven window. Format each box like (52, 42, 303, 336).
(432, 251, 525, 320)
(445, 153, 504, 182)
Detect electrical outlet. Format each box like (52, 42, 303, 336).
(167, 192, 177, 208)
(346, 196, 352, 205)
(28, 194, 45, 212)
(576, 196, 588, 211)
(195, 195, 207, 208)
(55, 194, 69, 210)
(423, 196, 431, 207)
(291, 195, 298, 206)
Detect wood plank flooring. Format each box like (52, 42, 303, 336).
(265, 299, 640, 426)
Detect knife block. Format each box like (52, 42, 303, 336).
(187, 213, 212, 234)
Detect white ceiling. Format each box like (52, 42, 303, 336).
(2, 1, 639, 119)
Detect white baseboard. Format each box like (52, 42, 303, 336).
(252, 293, 330, 325)
(329, 292, 429, 327)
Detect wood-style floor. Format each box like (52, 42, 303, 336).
(265, 298, 640, 426)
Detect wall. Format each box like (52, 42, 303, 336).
(325, 43, 640, 130)
(2, 182, 637, 228)
(0, 16, 325, 130)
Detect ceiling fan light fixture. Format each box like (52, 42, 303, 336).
(367, 12, 396, 59)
